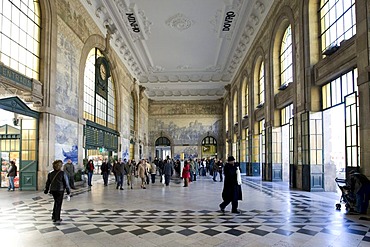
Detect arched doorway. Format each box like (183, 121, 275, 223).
(155, 137, 171, 160)
(201, 136, 217, 158)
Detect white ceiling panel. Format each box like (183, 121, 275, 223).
(80, 0, 274, 100)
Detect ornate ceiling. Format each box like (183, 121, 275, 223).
(80, 0, 273, 101)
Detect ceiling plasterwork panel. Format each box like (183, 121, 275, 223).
(79, 0, 274, 101)
(165, 13, 195, 32)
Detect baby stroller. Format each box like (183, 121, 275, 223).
(335, 178, 356, 211)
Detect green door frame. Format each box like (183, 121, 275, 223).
(0, 97, 39, 190)
(344, 92, 359, 177)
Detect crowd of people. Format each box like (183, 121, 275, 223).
(40, 155, 235, 223)
(4, 152, 370, 225)
(38, 155, 370, 224)
(81, 156, 227, 189)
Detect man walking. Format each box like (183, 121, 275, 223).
(100, 158, 110, 186)
(163, 157, 174, 186)
(64, 159, 76, 189)
(124, 159, 134, 189)
(114, 159, 124, 190)
(219, 156, 242, 214)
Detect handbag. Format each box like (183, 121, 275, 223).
(236, 167, 242, 185)
(45, 170, 61, 194)
(161, 175, 165, 184)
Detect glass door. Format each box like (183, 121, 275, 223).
(344, 92, 359, 176)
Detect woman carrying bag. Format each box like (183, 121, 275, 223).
(44, 160, 71, 223)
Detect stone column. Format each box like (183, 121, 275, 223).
(356, 0, 370, 176)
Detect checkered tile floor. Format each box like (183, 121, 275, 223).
(1, 175, 370, 246)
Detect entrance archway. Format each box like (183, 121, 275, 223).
(155, 137, 171, 160)
(201, 136, 217, 158)
(0, 97, 39, 190)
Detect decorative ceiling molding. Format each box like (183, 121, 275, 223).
(225, 0, 273, 78)
(80, 0, 274, 101)
(165, 13, 194, 32)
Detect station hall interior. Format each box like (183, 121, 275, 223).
(1, 0, 370, 246)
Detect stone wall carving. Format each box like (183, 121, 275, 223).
(57, 0, 93, 42)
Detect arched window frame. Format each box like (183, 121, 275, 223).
(129, 93, 136, 136)
(258, 62, 265, 105)
(83, 48, 117, 130)
(225, 104, 229, 132)
(280, 25, 293, 87)
(233, 91, 238, 124)
(155, 137, 171, 146)
(244, 78, 249, 117)
(202, 136, 217, 145)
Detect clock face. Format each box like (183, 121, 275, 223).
(100, 63, 107, 81)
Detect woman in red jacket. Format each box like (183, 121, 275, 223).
(182, 160, 191, 187)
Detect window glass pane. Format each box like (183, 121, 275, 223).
(352, 148, 357, 166)
(317, 151, 322, 165)
(280, 25, 293, 86)
(0, 0, 40, 79)
(244, 79, 249, 116)
(322, 69, 357, 110)
(22, 140, 29, 149)
(311, 150, 317, 164)
(258, 62, 265, 104)
(83, 49, 106, 124)
(319, 0, 356, 56)
(22, 151, 28, 160)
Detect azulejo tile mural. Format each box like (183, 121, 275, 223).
(55, 117, 78, 164)
(56, 33, 79, 118)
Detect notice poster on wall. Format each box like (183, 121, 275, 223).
(1, 152, 9, 188)
(0, 152, 19, 188)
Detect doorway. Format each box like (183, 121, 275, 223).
(202, 136, 217, 158)
(155, 137, 171, 160)
(0, 97, 39, 190)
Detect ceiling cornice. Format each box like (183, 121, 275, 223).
(79, 0, 274, 101)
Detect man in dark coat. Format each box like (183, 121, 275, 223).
(114, 159, 124, 190)
(64, 159, 76, 189)
(163, 157, 174, 186)
(219, 156, 242, 214)
(100, 159, 110, 186)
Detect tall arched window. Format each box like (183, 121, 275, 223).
(241, 77, 249, 118)
(244, 79, 249, 117)
(258, 62, 265, 105)
(83, 48, 116, 130)
(129, 93, 136, 160)
(130, 93, 135, 135)
(225, 104, 229, 132)
(0, 0, 41, 79)
(233, 91, 238, 124)
(320, 0, 356, 54)
(280, 25, 292, 86)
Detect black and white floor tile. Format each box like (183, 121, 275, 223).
(0, 175, 370, 246)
